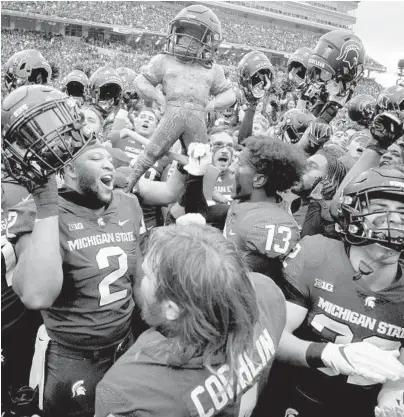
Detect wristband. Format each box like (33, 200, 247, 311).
(36, 204, 59, 220)
(306, 342, 327, 368)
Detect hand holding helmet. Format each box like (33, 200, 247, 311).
(1, 85, 91, 192)
(237, 51, 274, 104)
(370, 111, 404, 149)
(307, 120, 332, 147)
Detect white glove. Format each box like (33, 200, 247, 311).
(321, 342, 404, 384)
(184, 143, 211, 176)
(176, 213, 206, 226)
(375, 406, 404, 417)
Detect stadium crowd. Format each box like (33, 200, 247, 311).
(1, 3, 404, 417)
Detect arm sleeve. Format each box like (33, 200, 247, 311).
(140, 54, 166, 87)
(301, 200, 323, 238)
(238, 105, 256, 145)
(182, 175, 208, 216)
(282, 238, 313, 308)
(210, 64, 232, 96)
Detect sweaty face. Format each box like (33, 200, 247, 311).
(232, 149, 256, 201)
(136, 259, 166, 327)
(379, 144, 404, 167)
(292, 153, 328, 195)
(73, 148, 115, 205)
(134, 111, 157, 139)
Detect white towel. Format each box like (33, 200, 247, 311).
(29, 325, 51, 410)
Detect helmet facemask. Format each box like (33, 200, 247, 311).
(167, 19, 220, 66)
(340, 190, 404, 252)
(250, 69, 272, 100)
(94, 83, 121, 116)
(2, 98, 90, 191)
(288, 62, 308, 89)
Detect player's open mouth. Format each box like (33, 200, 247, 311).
(100, 174, 114, 190)
(218, 156, 228, 163)
(142, 123, 149, 129)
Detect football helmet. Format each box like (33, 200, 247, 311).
(287, 47, 312, 89)
(307, 30, 365, 101)
(89, 66, 123, 117)
(278, 108, 315, 144)
(164, 5, 222, 67)
(336, 167, 404, 251)
(237, 51, 274, 102)
(62, 69, 89, 104)
(4, 50, 52, 93)
(376, 85, 404, 114)
(116, 67, 139, 106)
(347, 94, 376, 127)
(1, 85, 90, 191)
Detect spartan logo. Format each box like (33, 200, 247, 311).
(285, 408, 299, 417)
(365, 296, 376, 308)
(336, 40, 362, 70)
(71, 380, 86, 398)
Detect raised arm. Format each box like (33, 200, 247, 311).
(13, 177, 63, 310)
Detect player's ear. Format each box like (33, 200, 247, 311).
(64, 162, 77, 179)
(162, 300, 181, 321)
(253, 173, 267, 189)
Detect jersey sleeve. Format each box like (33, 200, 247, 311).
(140, 54, 166, 87)
(6, 200, 37, 243)
(281, 235, 322, 309)
(210, 64, 232, 96)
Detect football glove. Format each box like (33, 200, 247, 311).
(184, 143, 211, 176)
(307, 121, 332, 147)
(375, 406, 404, 417)
(321, 342, 404, 384)
(370, 111, 404, 149)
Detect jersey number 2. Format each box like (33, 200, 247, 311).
(97, 246, 128, 307)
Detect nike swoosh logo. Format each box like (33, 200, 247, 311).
(118, 220, 130, 227)
(22, 194, 31, 202)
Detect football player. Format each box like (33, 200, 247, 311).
(180, 137, 306, 281)
(95, 224, 287, 417)
(4, 49, 52, 92)
(2, 85, 143, 417)
(273, 167, 404, 417)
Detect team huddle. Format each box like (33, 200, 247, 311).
(1, 4, 404, 417)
